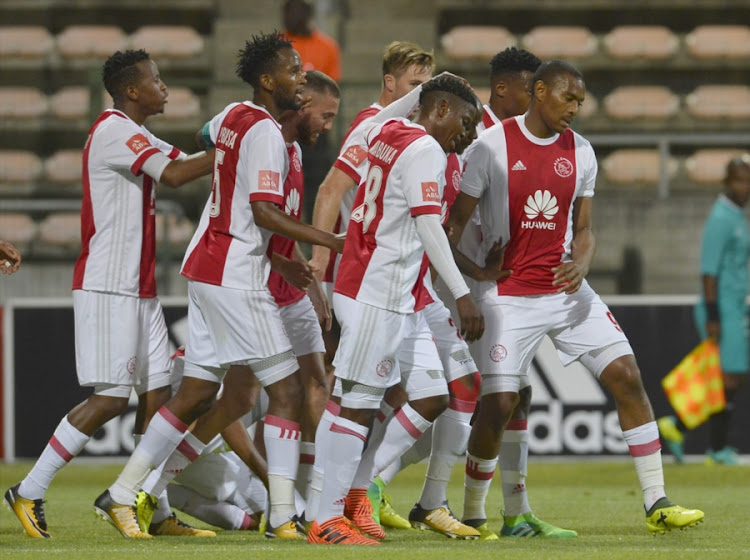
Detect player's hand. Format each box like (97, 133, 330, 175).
(308, 255, 327, 281)
(706, 320, 720, 341)
(552, 261, 587, 294)
(329, 234, 345, 254)
(0, 241, 21, 275)
(308, 276, 332, 331)
(479, 237, 512, 283)
(456, 294, 484, 343)
(277, 258, 314, 291)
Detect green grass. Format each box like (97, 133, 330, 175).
(1, 460, 748, 559)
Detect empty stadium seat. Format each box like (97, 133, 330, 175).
(155, 213, 196, 246)
(0, 26, 54, 60)
(603, 26, 678, 60)
(56, 26, 128, 60)
(44, 150, 82, 184)
(440, 26, 516, 60)
(685, 85, 750, 120)
(0, 87, 47, 119)
(601, 149, 678, 185)
(522, 26, 597, 60)
(38, 212, 81, 249)
(129, 26, 204, 59)
(603, 86, 679, 120)
(152, 87, 201, 120)
(0, 213, 36, 249)
(685, 25, 750, 60)
(49, 87, 112, 120)
(684, 149, 748, 184)
(0, 151, 43, 183)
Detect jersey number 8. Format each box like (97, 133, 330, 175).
(350, 165, 383, 233)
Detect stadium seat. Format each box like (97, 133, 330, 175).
(0, 151, 43, 183)
(49, 86, 112, 120)
(601, 149, 678, 185)
(56, 25, 128, 60)
(129, 26, 204, 59)
(0, 213, 36, 250)
(0, 87, 48, 118)
(578, 92, 598, 119)
(521, 26, 597, 60)
(603, 26, 678, 60)
(440, 26, 516, 60)
(685, 85, 750, 120)
(152, 87, 201, 120)
(38, 212, 81, 249)
(603, 86, 679, 120)
(685, 25, 750, 59)
(156, 213, 196, 247)
(44, 150, 82, 184)
(684, 149, 748, 184)
(0, 26, 54, 60)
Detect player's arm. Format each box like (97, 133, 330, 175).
(701, 274, 720, 339)
(157, 148, 216, 188)
(252, 200, 344, 253)
(270, 251, 314, 291)
(221, 420, 269, 488)
(309, 166, 357, 276)
(0, 240, 21, 275)
(698, 215, 728, 340)
(552, 196, 595, 294)
(293, 243, 332, 331)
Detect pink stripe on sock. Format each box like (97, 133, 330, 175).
(265, 414, 300, 440)
(176, 439, 199, 462)
(376, 411, 386, 423)
(629, 439, 661, 457)
(395, 407, 424, 440)
(49, 436, 74, 462)
(240, 513, 252, 530)
(465, 459, 495, 481)
(330, 422, 367, 442)
(506, 419, 528, 430)
(158, 406, 189, 432)
(325, 400, 341, 415)
(300, 453, 315, 464)
(449, 397, 476, 413)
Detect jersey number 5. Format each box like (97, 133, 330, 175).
(209, 148, 225, 218)
(351, 165, 383, 233)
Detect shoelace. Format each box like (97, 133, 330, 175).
(31, 499, 48, 529)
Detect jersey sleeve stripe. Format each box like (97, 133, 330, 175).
(332, 159, 363, 183)
(249, 191, 284, 204)
(410, 205, 442, 217)
(167, 146, 181, 160)
(130, 147, 162, 176)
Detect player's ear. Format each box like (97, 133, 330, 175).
(533, 79, 546, 101)
(493, 80, 506, 99)
(259, 72, 274, 93)
(124, 83, 139, 102)
(436, 98, 452, 119)
(383, 74, 395, 94)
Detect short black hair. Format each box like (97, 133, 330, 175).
(102, 49, 150, 98)
(236, 31, 293, 88)
(489, 47, 542, 81)
(533, 59, 584, 88)
(304, 70, 340, 99)
(420, 75, 479, 110)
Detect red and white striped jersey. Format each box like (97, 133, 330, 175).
(72, 109, 183, 298)
(460, 114, 597, 297)
(181, 102, 288, 290)
(267, 142, 306, 307)
(335, 118, 445, 313)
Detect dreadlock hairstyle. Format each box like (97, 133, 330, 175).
(236, 31, 293, 89)
(102, 49, 151, 98)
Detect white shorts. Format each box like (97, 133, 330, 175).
(279, 296, 325, 357)
(185, 281, 298, 386)
(475, 281, 633, 387)
(73, 290, 171, 396)
(333, 294, 444, 408)
(422, 297, 478, 383)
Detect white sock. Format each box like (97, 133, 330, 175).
(365, 400, 396, 454)
(167, 484, 246, 530)
(418, 406, 473, 510)
(352, 403, 431, 490)
(19, 416, 89, 500)
(264, 414, 301, 528)
(462, 453, 497, 522)
(623, 421, 665, 511)
(296, 441, 315, 498)
(305, 402, 338, 521)
(149, 432, 206, 499)
(316, 416, 369, 522)
(109, 407, 188, 505)
(499, 418, 530, 517)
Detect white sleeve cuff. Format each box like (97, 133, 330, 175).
(140, 151, 172, 182)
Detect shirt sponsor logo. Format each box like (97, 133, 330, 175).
(342, 145, 367, 166)
(285, 188, 300, 216)
(554, 156, 574, 178)
(258, 170, 280, 191)
(126, 133, 151, 155)
(421, 181, 440, 203)
(522, 190, 559, 230)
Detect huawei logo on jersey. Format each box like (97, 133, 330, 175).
(126, 133, 151, 154)
(342, 145, 367, 166)
(421, 182, 440, 203)
(285, 189, 300, 216)
(522, 190, 558, 230)
(258, 170, 280, 191)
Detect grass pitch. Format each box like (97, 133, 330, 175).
(1, 459, 748, 559)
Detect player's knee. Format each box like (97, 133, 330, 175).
(268, 372, 304, 411)
(410, 393, 449, 421)
(480, 392, 518, 430)
(601, 356, 644, 398)
(517, 385, 533, 414)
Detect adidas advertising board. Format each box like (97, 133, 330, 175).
(2, 296, 749, 459)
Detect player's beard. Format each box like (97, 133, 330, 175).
(276, 88, 303, 112)
(296, 115, 318, 147)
